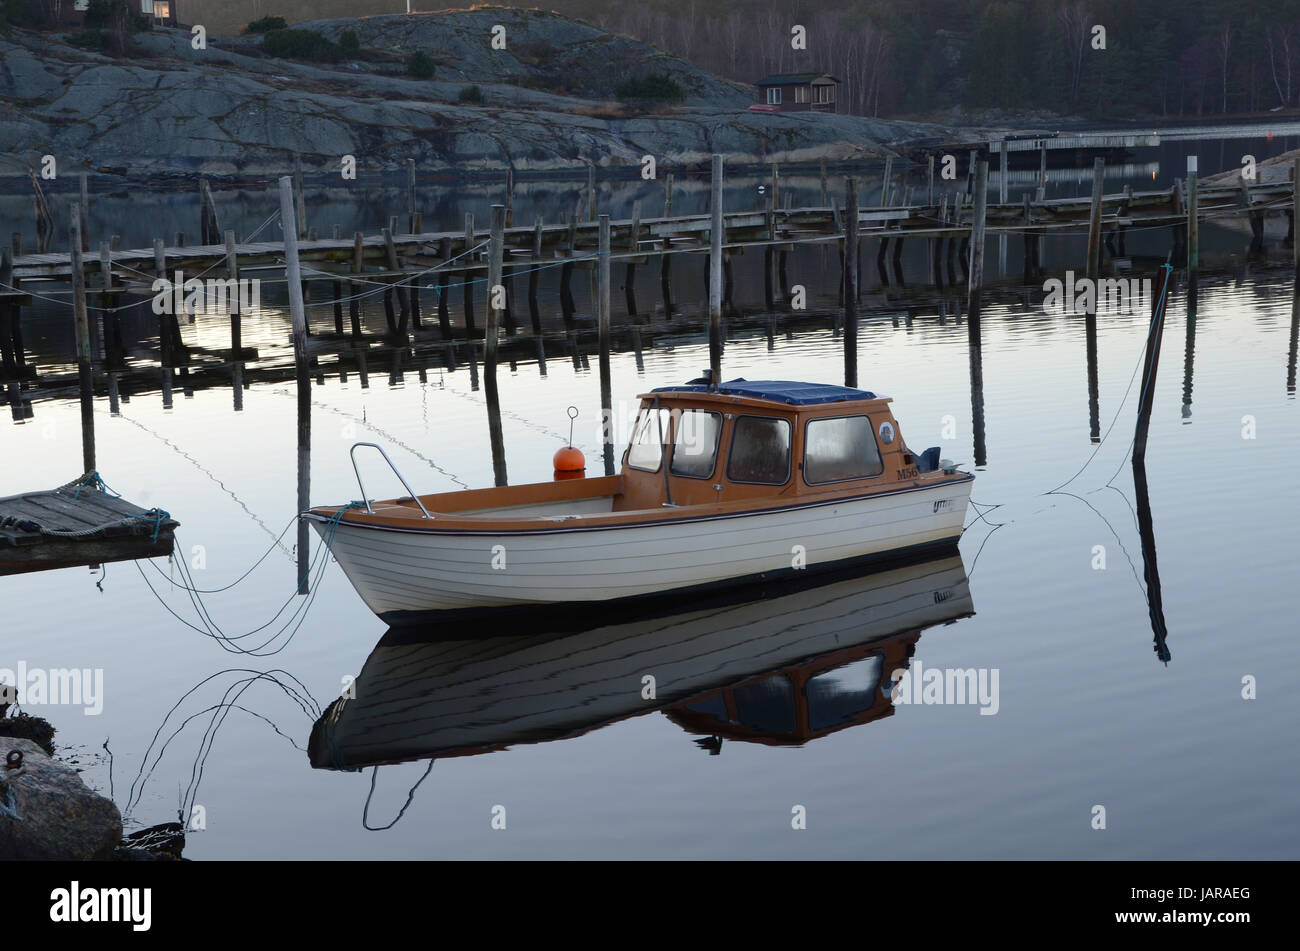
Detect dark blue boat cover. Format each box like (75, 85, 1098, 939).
(651, 379, 877, 405)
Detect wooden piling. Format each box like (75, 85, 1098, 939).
(625, 199, 641, 316)
(1134, 265, 1173, 461)
(1294, 158, 1300, 273)
(380, 227, 401, 336)
(1086, 157, 1105, 282)
(436, 235, 452, 341)
(598, 214, 614, 474)
(881, 156, 893, 206)
(277, 177, 312, 593)
(463, 213, 476, 333)
(70, 205, 95, 473)
(528, 216, 543, 334)
(660, 238, 673, 319)
(844, 177, 859, 388)
(485, 204, 508, 487)
(1186, 155, 1199, 295)
(200, 178, 221, 245)
(349, 232, 363, 340)
(998, 139, 1009, 206)
(293, 155, 307, 239)
(407, 158, 417, 233)
(560, 260, 575, 327)
(665, 172, 674, 218)
(29, 170, 53, 253)
(708, 154, 724, 385)
(505, 167, 515, 228)
(587, 163, 596, 220)
(1036, 141, 1048, 201)
(967, 160, 989, 324)
(224, 231, 243, 356)
(928, 154, 935, 207)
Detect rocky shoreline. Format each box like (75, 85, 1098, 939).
(0, 8, 996, 185)
(0, 713, 184, 861)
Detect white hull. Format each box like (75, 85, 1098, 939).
(313, 477, 972, 620)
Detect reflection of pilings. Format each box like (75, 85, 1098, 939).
(967, 309, 987, 469)
(1132, 456, 1171, 664)
(1085, 309, 1100, 442)
(1289, 288, 1300, 395)
(1182, 278, 1198, 418)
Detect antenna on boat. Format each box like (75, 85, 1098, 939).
(553, 406, 586, 481)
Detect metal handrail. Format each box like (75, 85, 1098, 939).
(349, 442, 433, 519)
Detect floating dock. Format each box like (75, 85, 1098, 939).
(0, 475, 177, 575)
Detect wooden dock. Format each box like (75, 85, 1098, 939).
(0, 475, 177, 575)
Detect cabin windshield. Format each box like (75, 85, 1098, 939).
(670, 409, 722, 478)
(627, 407, 670, 471)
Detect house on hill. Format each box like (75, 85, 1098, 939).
(754, 73, 840, 113)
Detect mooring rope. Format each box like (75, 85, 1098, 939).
(132, 501, 363, 657)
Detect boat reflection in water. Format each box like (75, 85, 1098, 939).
(308, 552, 974, 770)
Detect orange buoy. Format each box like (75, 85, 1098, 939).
(553, 405, 585, 479)
(553, 445, 586, 480)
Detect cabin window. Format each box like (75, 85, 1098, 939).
(803, 415, 883, 484)
(806, 655, 885, 731)
(670, 410, 722, 478)
(794, 86, 810, 104)
(726, 416, 791, 485)
(814, 84, 835, 104)
(626, 407, 670, 472)
(766, 87, 781, 105)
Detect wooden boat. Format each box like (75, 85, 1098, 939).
(308, 552, 974, 769)
(306, 379, 973, 624)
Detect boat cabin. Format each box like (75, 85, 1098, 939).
(615, 379, 947, 510)
(665, 629, 922, 748)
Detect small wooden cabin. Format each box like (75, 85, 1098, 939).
(618, 380, 943, 511)
(138, 0, 178, 27)
(754, 73, 840, 113)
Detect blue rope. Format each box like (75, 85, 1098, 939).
(133, 508, 172, 543)
(72, 471, 122, 500)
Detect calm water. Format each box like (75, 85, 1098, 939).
(3, 149, 1299, 859)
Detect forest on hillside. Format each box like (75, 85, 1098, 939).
(528, 0, 1300, 120)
